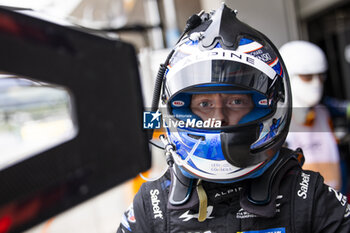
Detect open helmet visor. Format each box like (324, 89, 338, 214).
(164, 51, 283, 131)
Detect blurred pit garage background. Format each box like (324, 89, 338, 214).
(0, 0, 350, 232)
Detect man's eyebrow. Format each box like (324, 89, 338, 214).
(192, 94, 215, 98)
(222, 94, 250, 97)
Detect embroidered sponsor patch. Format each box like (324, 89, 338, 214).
(237, 227, 285, 233)
(236, 208, 257, 219)
(179, 206, 214, 221)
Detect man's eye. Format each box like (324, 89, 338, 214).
(229, 99, 242, 105)
(199, 102, 210, 107)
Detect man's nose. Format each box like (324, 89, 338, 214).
(213, 107, 228, 126)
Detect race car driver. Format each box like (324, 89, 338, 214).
(117, 4, 350, 233)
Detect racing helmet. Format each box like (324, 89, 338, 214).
(279, 41, 327, 108)
(157, 4, 291, 183)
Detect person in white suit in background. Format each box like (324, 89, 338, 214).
(280, 40, 342, 190)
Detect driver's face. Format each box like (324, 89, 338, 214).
(190, 93, 254, 126)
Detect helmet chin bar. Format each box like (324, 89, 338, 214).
(160, 132, 265, 181)
(220, 124, 265, 167)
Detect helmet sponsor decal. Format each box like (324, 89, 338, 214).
(237, 41, 263, 53)
(258, 99, 268, 106)
(179, 206, 214, 221)
(186, 154, 263, 179)
(167, 48, 276, 82)
(246, 43, 277, 65)
(172, 100, 185, 107)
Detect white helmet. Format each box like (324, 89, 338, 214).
(279, 40, 328, 76)
(280, 41, 328, 109)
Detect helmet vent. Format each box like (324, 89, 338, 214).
(187, 134, 205, 141)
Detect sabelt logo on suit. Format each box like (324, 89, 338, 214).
(150, 189, 163, 219)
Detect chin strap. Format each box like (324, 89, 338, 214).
(196, 179, 208, 222)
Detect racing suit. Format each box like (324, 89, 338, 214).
(117, 149, 350, 233)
